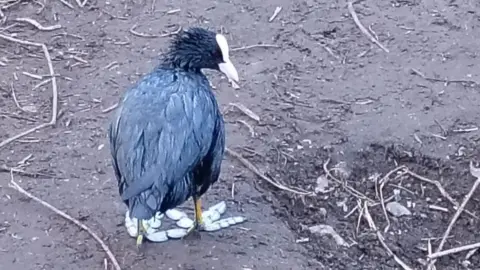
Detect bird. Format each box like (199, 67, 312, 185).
(108, 27, 239, 247)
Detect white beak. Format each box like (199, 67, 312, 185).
(219, 60, 239, 82)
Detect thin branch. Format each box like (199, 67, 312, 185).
(102, 103, 119, 113)
(363, 202, 413, 270)
(323, 158, 375, 203)
(0, 34, 58, 149)
(15, 18, 62, 31)
(429, 241, 480, 259)
(347, 1, 389, 53)
(231, 44, 280, 52)
(378, 165, 407, 233)
(225, 147, 313, 196)
(129, 24, 181, 38)
(427, 161, 480, 269)
(406, 169, 478, 220)
(9, 171, 121, 270)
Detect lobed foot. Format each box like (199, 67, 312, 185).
(124, 201, 247, 243)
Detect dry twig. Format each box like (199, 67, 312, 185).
(268, 7, 282, 22)
(102, 103, 119, 113)
(429, 242, 480, 259)
(226, 147, 313, 195)
(410, 68, 478, 87)
(229, 102, 260, 122)
(237, 120, 255, 137)
(75, 0, 88, 7)
(231, 44, 280, 52)
(362, 202, 413, 270)
(406, 169, 478, 219)
(10, 82, 28, 113)
(427, 161, 480, 269)
(15, 18, 61, 31)
(0, 164, 56, 178)
(0, 34, 58, 149)
(378, 165, 407, 233)
(347, 1, 389, 53)
(58, 0, 74, 9)
(9, 171, 121, 270)
(323, 158, 374, 203)
(129, 24, 181, 38)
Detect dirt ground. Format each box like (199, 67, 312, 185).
(1, 0, 479, 269)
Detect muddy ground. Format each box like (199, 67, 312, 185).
(1, 0, 479, 269)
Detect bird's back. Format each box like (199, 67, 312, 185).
(109, 68, 225, 220)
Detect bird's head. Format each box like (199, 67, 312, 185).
(163, 27, 239, 83)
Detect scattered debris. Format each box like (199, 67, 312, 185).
(314, 175, 330, 194)
(347, 1, 389, 53)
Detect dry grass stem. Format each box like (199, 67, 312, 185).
(9, 171, 121, 270)
(226, 147, 313, 195)
(0, 34, 58, 149)
(347, 1, 389, 53)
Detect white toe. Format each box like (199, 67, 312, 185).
(166, 228, 188, 239)
(208, 201, 226, 215)
(147, 216, 162, 229)
(146, 231, 169, 242)
(232, 216, 246, 224)
(203, 222, 222, 232)
(203, 210, 221, 223)
(165, 209, 187, 221)
(126, 223, 138, 237)
(155, 212, 164, 220)
(219, 220, 230, 228)
(176, 217, 194, 229)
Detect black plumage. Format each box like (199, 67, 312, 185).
(108, 27, 238, 245)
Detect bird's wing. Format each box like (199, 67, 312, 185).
(195, 112, 225, 196)
(109, 75, 219, 208)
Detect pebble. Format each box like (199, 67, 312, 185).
(309, 224, 348, 247)
(386, 201, 412, 217)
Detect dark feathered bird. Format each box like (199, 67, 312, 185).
(108, 27, 238, 246)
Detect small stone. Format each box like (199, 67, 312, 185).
(22, 105, 37, 113)
(386, 202, 412, 217)
(314, 175, 330, 194)
(309, 224, 348, 247)
(332, 161, 351, 179)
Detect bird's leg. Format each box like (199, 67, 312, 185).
(183, 195, 204, 237)
(193, 196, 204, 228)
(136, 219, 148, 248)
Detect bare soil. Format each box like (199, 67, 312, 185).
(1, 0, 479, 270)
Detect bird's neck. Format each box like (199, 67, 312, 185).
(159, 50, 206, 72)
